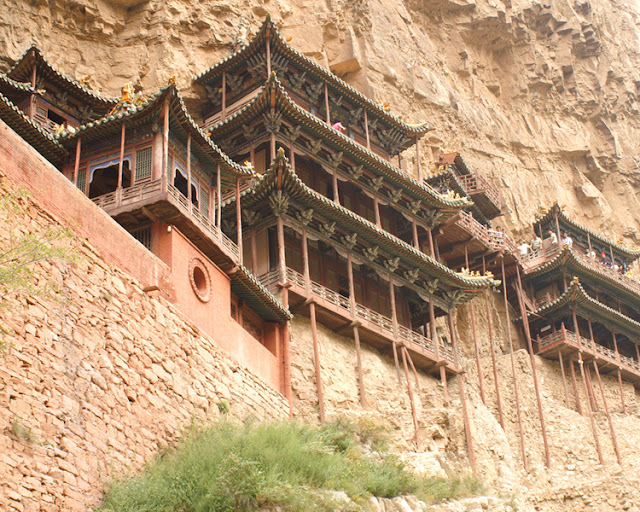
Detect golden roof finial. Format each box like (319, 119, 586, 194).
(121, 82, 134, 103)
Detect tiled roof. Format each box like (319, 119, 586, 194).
(0, 91, 68, 163)
(230, 265, 292, 322)
(425, 167, 489, 225)
(210, 74, 470, 213)
(194, 16, 431, 138)
(7, 45, 118, 106)
(58, 85, 255, 182)
(225, 149, 500, 301)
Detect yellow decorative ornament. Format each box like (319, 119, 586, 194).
(121, 82, 134, 103)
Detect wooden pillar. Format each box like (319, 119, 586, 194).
(448, 311, 476, 474)
(332, 169, 340, 205)
(427, 227, 435, 260)
(250, 229, 258, 272)
(235, 179, 243, 264)
(554, 209, 562, 244)
(569, 357, 583, 415)
(73, 137, 81, 186)
(250, 141, 255, 167)
(186, 131, 192, 205)
(29, 64, 36, 119)
(389, 276, 402, 382)
(270, 133, 277, 162)
(465, 245, 486, 405)
(364, 109, 371, 150)
(573, 309, 596, 411)
(577, 353, 604, 465)
(415, 136, 421, 180)
(515, 265, 551, 468)
(374, 195, 381, 228)
(266, 32, 271, 75)
(558, 351, 570, 408)
(593, 361, 623, 466)
(161, 99, 169, 193)
(401, 346, 420, 447)
(276, 215, 292, 412)
(617, 369, 627, 414)
(412, 217, 419, 250)
(289, 140, 296, 170)
(612, 331, 620, 361)
(587, 232, 593, 253)
(324, 83, 330, 124)
(347, 251, 356, 317)
(302, 227, 310, 292)
(216, 164, 222, 230)
(117, 122, 126, 191)
(221, 71, 227, 120)
(585, 364, 599, 413)
(353, 325, 367, 408)
(309, 301, 325, 423)
(501, 258, 528, 469)
(482, 257, 504, 429)
(609, 244, 615, 265)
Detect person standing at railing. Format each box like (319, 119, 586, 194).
(517, 240, 531, 257)
(600, 252, 612, 267)
(531, 235, 542, 253)
(547, 229, 558, 245)
(561, 232, 573, 248)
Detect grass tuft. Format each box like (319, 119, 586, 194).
(97, 418, 483, 512)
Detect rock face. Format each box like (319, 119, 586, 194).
(2, 0, 640, 511)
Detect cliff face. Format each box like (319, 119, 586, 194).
(2, 0, 640, 510)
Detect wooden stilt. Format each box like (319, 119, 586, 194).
(558, 351, 570, 408)
(466, 245, 486, 406)
(482, 257, 504, 428)
(585, 364, 599, 413)
(593, 361, 623, 466)
(501, 258, 528, 470)
(515, 266, 551, 468)
(439, 366, 449, 402)
(577, 354, 604, 465)
(406, 348, 421, 391)
(388, 276, 402, 383)
(617, 369, 627, 414)
(276, 215, 292, 412)
(353, 325, 367, 408)
(309, 301, 325, 423)
(401, 346, 420, 447)
(448, 312, 476, 474)
(569, 357, 583, 415)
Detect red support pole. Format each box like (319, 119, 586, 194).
(569, 356, 583, 415)
(502, 258, 528, 469)
(558, 351, 570, 408)
(577, 354, 604, 465)
(401, 347, 420, 447)
(466, 245, 486, 406)
(277, 216, 292, 414)
(515, 265, 551, 468)
(353, 325, 367, 408)
(309, 301, 325, 424)
(389, 276, 402, 383)
(617, 369, 627, 414)
(593, 361, 623, 466)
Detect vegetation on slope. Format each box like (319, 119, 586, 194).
(98, 417, 483, 512)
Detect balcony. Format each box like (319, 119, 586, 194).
(259, 266, 456, 374)
(457, 173, 502, 219)
(91, 179, 240, 268)
(537, 326, 640, 385)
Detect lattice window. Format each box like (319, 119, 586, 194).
(76, 167, 86, 193)
(131, 226, 151, 250)
(135, 147, 152, 181)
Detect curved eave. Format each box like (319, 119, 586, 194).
(229, 153, 498, 292)
(58, 86, 254, 181)
(210, 76, 468, 212)
(0, 92, 68, 163)
(524, 280, 640, 342)
(7, 46, 118, 108)
(230, 265, 292, 322)
(194, 17, 431, 137)
(0, 74, 34, 94)
(534, 205, 640, 260)
(524, 247, 640, 308)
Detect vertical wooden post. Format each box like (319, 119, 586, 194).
(221, 71, 227, 120)
(502, 258, 528, 469)
(569, 357, 583, 415)
(270, 133, 277, 162)
(577, 353, 604, 465)
(353, 325, 367, 408)
(401, 346, 420, 447)
(427, 227, 435, 260)
(332, 169, 340, 205)
(558, 351, 570, 408)
(585, 364, 599, 412)
(412, 217, 419, 250)
(289, 140, 296, 170)
(389, 276, 402, 382)
(276, 215, 292, 412)
(466, 245, 486, 406)
(374, 195, 381, 228)
(117, 122, 126, 191)
(347, 251, 356, 317)
(573, 309, 595, 411)
(593, 361, 623, 466)
(309, 301, 325, 424)
(250, 141, 255, 168)
(235, 179, 243, 264)
(186, 131, 192, 205)
(554, 209, 562, 245)
(216, 164, 222, 230)
(587, 232, 593, 253)
(448, 311, 476, 474)
(364, 109, 371, 150)
(29, 64, 36, 119)
(482, 256, 504, 429)
(250, 229, 258, 272)
(73, 137, 81, 186)
(515, 265, 551, 468)
(266, 32, 272, 75)
(324, 83, 330, 124)
(161, 99, 169, 193)
(609, 244, 615, 265)
(617, 369, 627, 414)
(415, 136, 421, 180)
(302, 227, 310, 292)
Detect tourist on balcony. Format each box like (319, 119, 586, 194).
(517, 240, 531, 257)
(600, 253, 612, 267)
(547, 230, 558, 245)
(586, 248, 596, 259)
(561, 232, 573, 248)
(531, 235, 542, 253)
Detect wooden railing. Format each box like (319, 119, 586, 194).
(457, 173, 502, 210)
(538, 327, 640, 373)
(91, 179, 239, 261)
(457, 211, 518, 254)
(258, 266, 455, 363)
